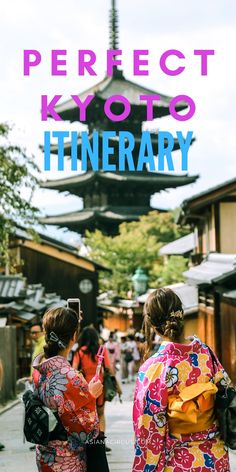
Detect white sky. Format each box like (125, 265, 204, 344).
(1, 0, 236, 244)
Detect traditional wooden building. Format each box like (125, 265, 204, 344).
(97, 292, 140, 333)
(40, 0, 198, 235)
(178, 178, 236, 381)
(159, 233, 195, 259)
(9, 227, 110, 327)
(179, 177, 236, 256)
(0, 274, 66, 380)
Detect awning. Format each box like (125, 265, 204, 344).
(137, 283, 198, 315)
(222, 290, 236, 300)
(184, 253, 236, 286)
(159, 233, 195, 256)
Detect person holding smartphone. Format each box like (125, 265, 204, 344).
(72, 326, 113, 437)
(32, 306, 103, 472)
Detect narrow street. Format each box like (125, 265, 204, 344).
(0, 383, 235, 471)
(0, 383, 134, 472)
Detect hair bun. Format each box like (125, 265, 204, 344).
(163, 319, 184, 340)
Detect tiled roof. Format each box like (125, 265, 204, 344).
(184, 253, 236, 285)
(159, 233, 195, 256)
(0, 276, 67, 324)
(0, 276, 26, 299)
(137, 283, 198, 315)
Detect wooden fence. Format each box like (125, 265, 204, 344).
(0, 326, 17, 404)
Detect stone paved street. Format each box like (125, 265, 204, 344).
(0, 383, 134, 472)
(0, 383, 235, 471)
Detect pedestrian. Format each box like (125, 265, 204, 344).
(120, 336, 129, 384)
(126, 334, 140, 382)
(32, 306, 102, 472)
(134, 333, 145, 368)
(132, 287, 231, 472)
(0, 359, 5, 451)
(29, 322, 45, 377)
(105, 332, 120, 373)
(72, 326, 117, 451)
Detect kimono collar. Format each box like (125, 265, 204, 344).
(158, 336, 202, 356)
(32, 353, 71, 373)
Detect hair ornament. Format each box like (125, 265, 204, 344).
(49, 331, 66, 349)
(169, 310, 184, 320)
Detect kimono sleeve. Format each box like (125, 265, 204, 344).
(209, 348, 232, 387)
(133, 363, 167, 472)
(58, 371, 99, 438)
(103, 347, 111, 369)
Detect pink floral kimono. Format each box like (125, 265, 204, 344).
(32, 354, 99, 472)
(133, 337, 230, 472)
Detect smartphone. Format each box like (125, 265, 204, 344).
(67, 298, 81, 318)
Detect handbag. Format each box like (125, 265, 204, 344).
(208, 346, 236, 449)
(124, 350, 133, 363)
(86, 432, 110, 472)
(104, 368, 117, 402)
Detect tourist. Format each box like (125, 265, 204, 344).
(72, 326, 117, 448)
(105, 332, 120, 373)
(132, 287, 231, 471)
(30, 322, 45, 376)
(134, 333, 145, 367)
(32, 307, 102, 472)
(120, 336, 129, 383)
(126, 334, 140, 382)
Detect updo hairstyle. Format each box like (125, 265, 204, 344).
(143, 288, 184, 358)
(43, 307, 79, 358)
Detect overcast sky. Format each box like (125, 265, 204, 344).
(1, 0, 236, 244)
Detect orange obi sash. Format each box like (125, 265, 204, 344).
(168, 382, 218, 434)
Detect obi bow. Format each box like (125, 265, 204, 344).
(168, 382, 218, 434)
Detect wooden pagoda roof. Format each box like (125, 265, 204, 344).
(50, 132, 195, 159)
(40, 205, 165, 234)
(53, 70, 187, 123)
(41, 171, 198, 197)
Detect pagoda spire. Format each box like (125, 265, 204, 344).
(109, 0, 123, 77)
(109, 0, 119, 50)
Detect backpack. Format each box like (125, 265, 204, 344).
(23, 390, 67, 445)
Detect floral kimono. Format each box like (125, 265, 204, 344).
(32, 354, 99, 472)
(133, 337, 230, 472)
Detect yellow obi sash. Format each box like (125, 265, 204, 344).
(168, 382, 218, 434)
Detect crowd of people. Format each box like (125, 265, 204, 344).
(0, 287, 234, 472)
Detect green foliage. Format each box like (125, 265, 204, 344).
(150, 255, 188, 287)
(85, 211, 189, 296)
(0, 123, 39, 267)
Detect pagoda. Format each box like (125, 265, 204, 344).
(41, 0, 198, 236)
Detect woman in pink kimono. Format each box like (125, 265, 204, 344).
(133, 288, 231, 472)
(32, 307, 103, 472)
(106, 333, 120, 373)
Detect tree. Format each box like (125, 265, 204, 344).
(85, 211, 189, 296)
(0, 123, 39, 268)
(150, 255, 188, 287)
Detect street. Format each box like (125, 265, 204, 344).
(0, 383, 134, 472)
(0, 383, 235, 471)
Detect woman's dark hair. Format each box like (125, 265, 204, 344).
(143, 288, 184, 359)
(128, 334, 135, 341)
(78, 326, 99, 361)
(43, 307, 79, 358)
